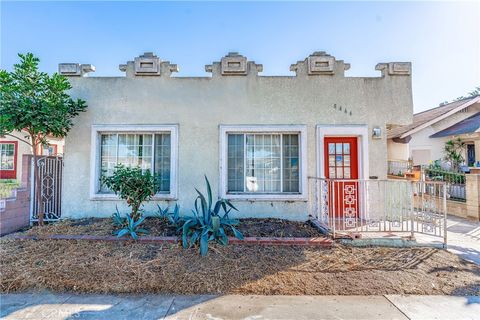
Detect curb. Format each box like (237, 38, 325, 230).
(8, 234, 333, 247)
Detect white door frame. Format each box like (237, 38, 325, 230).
(316, 125, 369, 180)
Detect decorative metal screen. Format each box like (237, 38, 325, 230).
(31, 156, 63, 222)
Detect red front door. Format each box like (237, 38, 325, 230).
(324, 137, 359, 228)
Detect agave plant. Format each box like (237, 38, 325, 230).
(156, 204, 182, 227)
(112, 206, 126, 228)
(181, 176, 244, 256)
(115, 214, 148, 240)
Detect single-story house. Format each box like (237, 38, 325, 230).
(387, 96, 480, 168)
(60, 51, 413, 220)
(0, 131, 64, 180)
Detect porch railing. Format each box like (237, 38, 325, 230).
(423, 167, 466, 202)
(308, 177, 447, 245)
(387, 159, 411, 176)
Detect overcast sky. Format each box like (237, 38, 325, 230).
(1, 1, 479, 112)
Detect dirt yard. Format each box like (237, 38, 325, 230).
(21, 218, 322, 238)
(1, 238, 478, 295)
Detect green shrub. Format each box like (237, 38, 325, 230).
(0, 179, 20, 198)
(101, 165, 158, 221)
(181, 176, 243, 256)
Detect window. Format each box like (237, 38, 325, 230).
(90, 125, 178, 199)
(42, 145, 57, 156)
(0, 143, 15, 170)
(220, 125, 307, 200)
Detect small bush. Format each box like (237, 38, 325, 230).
(0, 179, 20, 199)
(101, 165, 158, 221)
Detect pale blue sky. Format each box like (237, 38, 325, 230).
(1, 1, 479, 112)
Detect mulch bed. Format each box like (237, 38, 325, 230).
(21, 217, 322, 238)
(1, 238, 478, 295)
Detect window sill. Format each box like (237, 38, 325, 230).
(223, 193, 308, 202)
(90, 194, 177, 201)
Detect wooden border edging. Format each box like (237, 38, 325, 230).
(7, 234, 333, 247)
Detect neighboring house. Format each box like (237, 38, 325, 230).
(60, 51, 413, 220)
(0, 131, 64, 180)
(388, 96, 480, 168)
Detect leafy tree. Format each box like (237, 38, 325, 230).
(454, 86, 480, 101)
(101, 165, 159, 221)
(443, 138, 465, 172)
(0, 53, 87, 224)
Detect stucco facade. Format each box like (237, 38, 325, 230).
(61, 52, 413, 220)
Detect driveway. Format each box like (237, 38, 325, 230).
(446, 215, 480, 265)
(1, 293, 479, 320)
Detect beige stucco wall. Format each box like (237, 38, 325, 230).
(61, 53, 413, 220)
(387, 139, 409, 160)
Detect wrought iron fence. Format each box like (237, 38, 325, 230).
(308, 177, 447, 245)
(423, 168, 466, 202)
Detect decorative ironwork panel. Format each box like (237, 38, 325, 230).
(31, 156, 63, 222)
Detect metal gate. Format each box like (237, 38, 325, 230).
(308, 177, 447, 246)
(31, 156, 63, 222)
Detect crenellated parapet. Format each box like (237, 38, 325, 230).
(118, 52, 178, 77)
(375, 62, 412, 77)
(58, 63, 95, 77)
(290, 51, 350, 77)
(58, 51, 411, 79)
(205, 52, 263, 77)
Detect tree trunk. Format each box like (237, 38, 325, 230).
(31, 134, 44, 226)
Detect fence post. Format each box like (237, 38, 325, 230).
(410, 181, 415, 239)
(466, 174, 480, 221)
(29, 156, 34, 226)
(443, 181, 447, 248)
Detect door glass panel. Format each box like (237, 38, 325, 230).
(329, 155, 335, 166)
(328, 143, 335, 155)
(336, 167, 343, 178)
(329, 167, 336, 178)
(335, 143, 342, 154)
(325, 139, 355, 179)
(335, 155, 343, 166)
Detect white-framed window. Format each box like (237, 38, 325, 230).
(0, 143, 15, 170)
(90, 125, 178, 200)
(219, 125, 307, 200)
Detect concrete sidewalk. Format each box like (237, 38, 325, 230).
(1, 294, 479, 320)
(445, 215, 480, 265)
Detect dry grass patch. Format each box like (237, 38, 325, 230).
(21, 218, 322, 238)
(1, 238, 478, 295)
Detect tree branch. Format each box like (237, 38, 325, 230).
(4, 133, 32, 147)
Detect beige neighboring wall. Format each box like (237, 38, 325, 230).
(409, 101, 480, 165)
(387, 139, 409, 161)
(1, 131, 65, 183)
(61, 52, 413, 220)
(0, 131, 31, 183)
